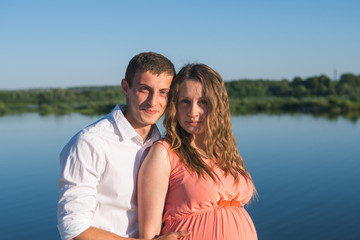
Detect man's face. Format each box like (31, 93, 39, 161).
(122, 71, 173, 130)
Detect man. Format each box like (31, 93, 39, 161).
(57, 52, 188, 240)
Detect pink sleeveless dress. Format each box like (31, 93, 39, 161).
(158, 140, 257, 240)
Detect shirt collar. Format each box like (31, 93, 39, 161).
(110, 104, 161, 145)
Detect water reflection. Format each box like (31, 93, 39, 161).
(0, 113, 359, 240)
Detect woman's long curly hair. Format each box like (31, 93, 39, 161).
(164, 63, 253, 184)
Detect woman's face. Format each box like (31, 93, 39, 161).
(176, 79, 208, 136)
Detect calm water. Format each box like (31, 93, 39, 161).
(0, 113, 359, 239)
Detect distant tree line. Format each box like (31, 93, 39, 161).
(0, 73, 359, 118)
(225, 73, 360, 118)
(225, 73, 359, 98)
(0, 86, 126, 115)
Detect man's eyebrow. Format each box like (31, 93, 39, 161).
(137, 84, 152, 88)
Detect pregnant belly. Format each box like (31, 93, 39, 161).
(161, 206, 257, 240)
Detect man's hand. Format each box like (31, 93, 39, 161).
(156, 230, 190, 240)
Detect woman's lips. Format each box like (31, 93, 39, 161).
(186, 121, 201, 126)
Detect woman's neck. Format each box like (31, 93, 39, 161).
(191, 135, 208, 159)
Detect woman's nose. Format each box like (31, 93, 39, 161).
(187, 103, 199, 117)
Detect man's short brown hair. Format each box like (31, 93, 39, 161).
(125, 52, 175, 87)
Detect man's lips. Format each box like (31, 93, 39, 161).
(143, 109, 159, 115)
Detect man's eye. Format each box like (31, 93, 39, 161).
(160, 90, 169, 96)
(139, 87, 150, 93)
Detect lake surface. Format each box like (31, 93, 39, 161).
(0, 113, 359, 239)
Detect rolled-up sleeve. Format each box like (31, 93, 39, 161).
(57, 134, 105, 240)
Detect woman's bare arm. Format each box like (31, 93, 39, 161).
(137, 143, 171, 239)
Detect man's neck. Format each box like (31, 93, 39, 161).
(122, 105, 153, 143)
(134, 125, 153, 143)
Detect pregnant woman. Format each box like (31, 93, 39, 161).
(138, 63, 257, 240)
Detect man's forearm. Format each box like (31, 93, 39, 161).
(71, 226, 189, 240)
(72, 227, 143, 240)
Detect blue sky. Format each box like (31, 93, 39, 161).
(1, 0, 359, 90)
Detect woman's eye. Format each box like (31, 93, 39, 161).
(199, 100, 208, 105)
(180, 99, 190, 104)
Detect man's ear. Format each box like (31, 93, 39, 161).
(121, 79, 129, 96)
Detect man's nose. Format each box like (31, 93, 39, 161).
(147, 92, 158, 106)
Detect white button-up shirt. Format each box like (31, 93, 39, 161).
(57, 104, 161, 240)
